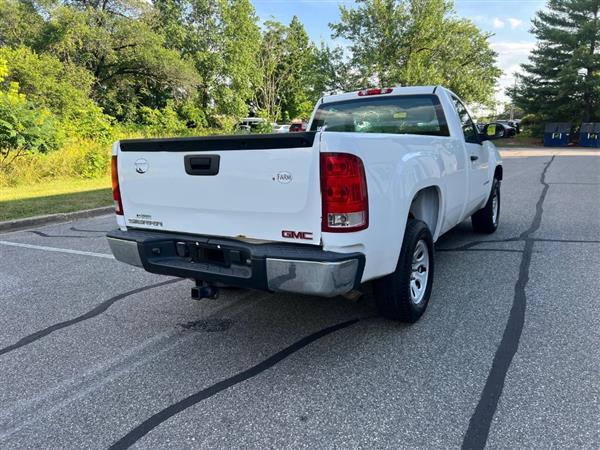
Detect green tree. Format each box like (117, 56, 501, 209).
(254, 20, 287, 120)
(154, 0, 261, 122)
(216, 0, 262, 119)
(46, 4, 199, 120)
(330, 0, 501, 104)
(0, 0, 46, 48)
(0, 0, 199, 121)
(510, 0, 600, 124)
(254, 17, 318, 121)
(0, 56, 62, 167)
(309, 43, 362, 97)
(279, 16, 316, 120)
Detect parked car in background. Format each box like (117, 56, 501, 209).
(273, 124, 290, 133)
(477, 122, 516, 138)
(236, 117, 265, 133)
(289, 121, 307, 132)
(108, 85, 505, 323)
(496, 122, 517, 137)
(497, 119, 520, 134)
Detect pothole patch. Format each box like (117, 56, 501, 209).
(179, 318, 234, 332)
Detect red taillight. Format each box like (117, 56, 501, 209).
(358, 87, 393, 96)
(111, 155, 124, 215)
(320, 153, 368, 232)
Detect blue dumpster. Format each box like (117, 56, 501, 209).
(544, 122, 571, 147)
(579, 123, 600, 147)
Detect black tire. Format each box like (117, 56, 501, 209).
(471, 178, 500, 234)
(373, 219, 434, 322)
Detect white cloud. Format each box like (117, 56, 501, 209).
(492, 18, 505, 29)
(508, 18, 523, 29)
(491, 41, 537, 104)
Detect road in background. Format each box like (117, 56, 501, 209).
(0, 154, 598, 448)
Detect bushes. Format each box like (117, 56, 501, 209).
(0, 50, 113, 185)
(519, 114, 543, 137)
(0, 49, 235, 188)
(0, 47, 114, 144)
(0, 82, 63, 167)
(0, 140, 110, 187)
(0, 50, 115, 176)
(137, 104, 191, 136)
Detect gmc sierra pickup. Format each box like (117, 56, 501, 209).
(107, 86, 504, 322)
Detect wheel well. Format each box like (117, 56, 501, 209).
(408, 186, 440, 236)
(495, 165, 503, 180)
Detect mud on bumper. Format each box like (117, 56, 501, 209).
(107, 229, 365, 297)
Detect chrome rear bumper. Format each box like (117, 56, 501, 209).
(107, 237, 143, 267)
(266, 258, 359, 297)
(107, 229, 364, 297)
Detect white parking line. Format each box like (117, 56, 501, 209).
(0, 241, 114, 259)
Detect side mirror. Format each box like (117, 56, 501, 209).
(481, 123, 506, 140)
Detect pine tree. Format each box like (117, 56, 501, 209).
(511, 0, 600, 124)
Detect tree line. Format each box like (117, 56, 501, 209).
(0, 0, 502, 164)
(510, 0, 599, 128)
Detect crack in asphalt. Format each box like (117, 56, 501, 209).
(436, 236, 600, 253)
(70, 226, 109, 233)
(462, 155, 556, 449)
(435, 237, 520, 252)
(0, 288, 268, 442)
(532, 237, 600, 244)
(436, 247, 523, 253)
(436, 237, 521, 252)
(108, 318, 363, 449)
(28, 230, 102, 239)
(0, 279, 182, 357)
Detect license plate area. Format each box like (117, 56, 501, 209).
(194, 245, 225, 265)
(175, 241, 249, 268)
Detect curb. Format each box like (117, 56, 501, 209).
(499, 148, 600, 158)
(0, 206, 114, 233)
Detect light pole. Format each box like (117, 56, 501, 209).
(509, 74, 519, 121)
(577, 68, 590, 122)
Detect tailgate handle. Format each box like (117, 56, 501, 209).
(184, 155, 220, 176)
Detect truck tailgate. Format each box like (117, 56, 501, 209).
(116, 132, 322, 245)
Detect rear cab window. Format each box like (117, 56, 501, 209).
(310, 94, 449, 137)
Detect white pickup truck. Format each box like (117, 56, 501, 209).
(107, 86, 503, 322)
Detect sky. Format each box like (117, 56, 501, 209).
(252, 0, 547, 105)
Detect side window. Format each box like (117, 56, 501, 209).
(451, 96, 479, 144)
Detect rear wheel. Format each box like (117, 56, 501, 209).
(472, 178, 500, 233)
(373, 220, 434, 322)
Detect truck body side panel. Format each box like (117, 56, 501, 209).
(318, 131, 468, 282)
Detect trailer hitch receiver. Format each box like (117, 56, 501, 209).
(191, 280, 219, 300)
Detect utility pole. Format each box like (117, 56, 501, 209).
(578, 68, 590, 122)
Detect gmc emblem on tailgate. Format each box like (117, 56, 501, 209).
(282, 230, 313, 240)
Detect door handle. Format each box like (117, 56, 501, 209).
(470, 155, 479, 161)
(184, 155, 220, 175)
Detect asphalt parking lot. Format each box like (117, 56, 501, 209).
(0, 152, 599, 449)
